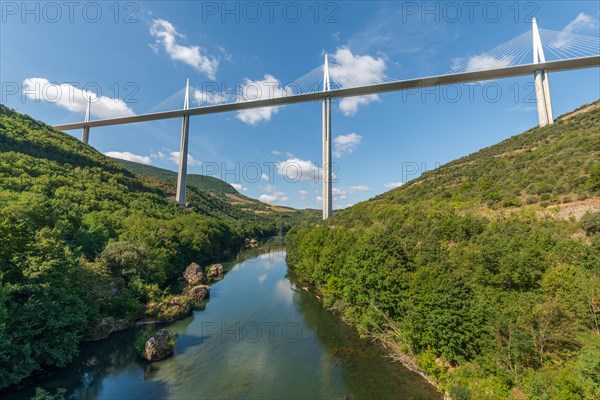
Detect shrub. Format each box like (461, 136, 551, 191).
(581, 212, 600, 235)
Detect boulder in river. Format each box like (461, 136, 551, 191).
(207, 264, 223, 279)
(183, 262, 206, 285)
(142, 329, 176, 362)
(146, 295, 192, 322)
(187, 284, 210, 301)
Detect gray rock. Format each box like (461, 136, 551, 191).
(146, 295, 192, 322)
(207, 263, 223, 279)
(142, 329, 176, 361)
(188, 285, 210, 301)
(183, 262, 206, 285)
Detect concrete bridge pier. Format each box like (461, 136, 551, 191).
(176, 79, 190, 206)
(81, 98, 91, 144)
(322, 55, 332, 220)
(532, 18, 554, 127)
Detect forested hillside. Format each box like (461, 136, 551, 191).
(0, 104, 300, 389)
(286, 101, 600, 399)
(113, 159, 320, 227)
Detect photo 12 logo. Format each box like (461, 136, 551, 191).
(399, 1, 540, 24)
(1, 1, 140, 24)
(200, 1, 340, 24)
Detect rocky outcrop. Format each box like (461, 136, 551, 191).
(146, 295, 192, 322)
(187, 285, 210, 301)
(207, 263, 223, 279)
(183, 262, 206, 285)
(142, 329, 176, 361)
(86, 317, 129, 341)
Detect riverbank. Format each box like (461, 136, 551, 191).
(287, 268, 444, 396)
(5, 244, 439, 400)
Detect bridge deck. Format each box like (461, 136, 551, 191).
(53, 56, 600, 131)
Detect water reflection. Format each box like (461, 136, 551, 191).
(5, 239, 439, 400)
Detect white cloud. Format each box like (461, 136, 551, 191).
(563, 12, 598, 33)
(259, 185, 288, 204)
(231, 183, 247, 192)
(384, 181, 404, 189)
(330, 47, 386, 115)
(235, 74, 291, 125)
(271, 150, 281, 155)
(153, 149, 201, 166)
(333, 133, 363, 158)
(298, 190, 308, 196)
(553, 13, 599, 50)
(261, 173, 270, 181)
(277, 158, 322, 182)
(105, 151, 151, 165)
(451, 54, 514, 73)
(316, 196, 322, 203)
(193, 89, 225, 106)
(332, 187, 347, 200)
(349, 185, 369, 192)
(150, 19, 218, 80)
(339, 94, 380, 116)
(22, 78, 135, 118)
(259, 194, 278, 203)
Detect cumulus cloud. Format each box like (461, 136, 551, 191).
(22, 78, 135, 118)
(261, 173, 270, 181)
(105, 151, 151, 165)
(329, 47, 386, 115)
(384, 181, 404, 189)
(277, 158, 323, 182)
(235, 75, 291, 125)
(193, 89, 225, 106)
(231, 183, 247, 192)
(150, 19, 218, 80)
(152, 149, 202, 166)
(339, 94, 380, 116)
(333, 133, 363, 158)
(259, 185, 288, 204)
(332, 187, 347, 200)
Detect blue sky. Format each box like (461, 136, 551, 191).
(2, 1, 599, 209)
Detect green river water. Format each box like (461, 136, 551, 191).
(6, 242, 440, 400)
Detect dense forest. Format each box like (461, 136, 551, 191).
(113, 158, 320, 227)
(0, 104, 311, 389)
(286, 101, 600, 399)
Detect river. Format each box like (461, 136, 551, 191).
(6, 241, 440, 399)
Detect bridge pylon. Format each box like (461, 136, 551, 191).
(81, 97, 91, 144)
(532, 18, 554, 127)
(322, 55, 332, 220)
(176, 79, 191, 206)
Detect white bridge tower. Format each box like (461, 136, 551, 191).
(322, 55, 332, 220)
(532, 18, 554, 127)
(81, 97, 91, 144)
(176, 79, 191, 206)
